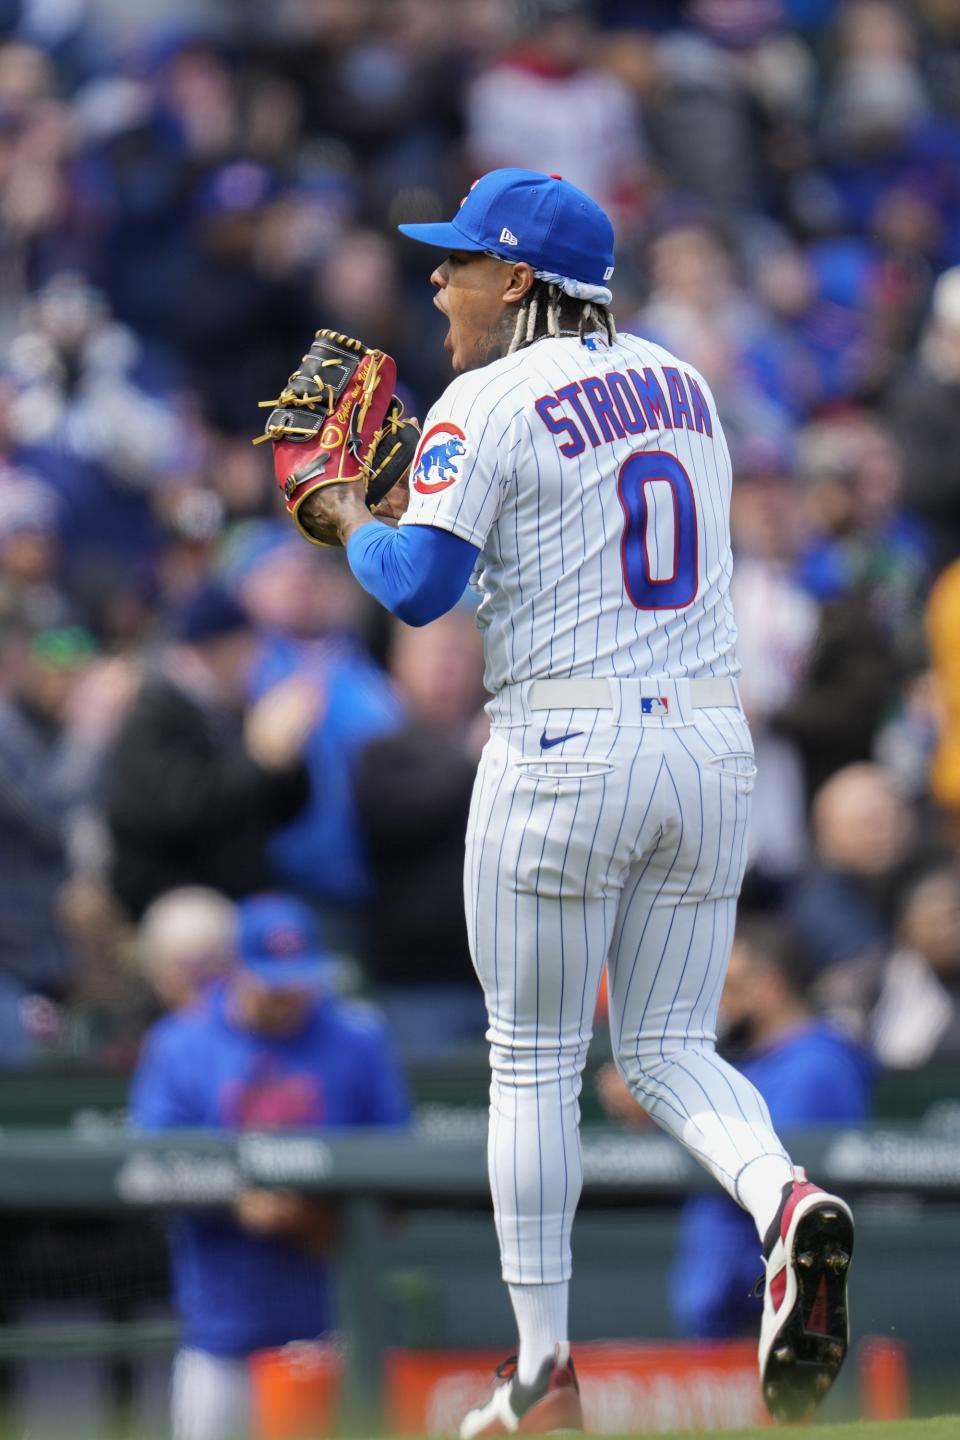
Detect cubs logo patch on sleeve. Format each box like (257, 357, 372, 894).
(412, 422, 467, 494)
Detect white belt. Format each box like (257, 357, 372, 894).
(526, 676, 739, 711)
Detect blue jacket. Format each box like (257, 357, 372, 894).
(669, 1021, 872, 1339)
(785, 867, 889, 971)
(131, 987, 409, 1355)
(250, 636, 402, 905)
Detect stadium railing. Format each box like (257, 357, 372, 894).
(0, 1123, 958, 1429)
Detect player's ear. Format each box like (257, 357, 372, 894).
(501, 262, 535, 304)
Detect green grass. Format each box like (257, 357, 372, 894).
(4, 1421, 957, 1440)
(588, 1422, 960, 1440)
(93, 1428, 960, 1440)
(399, 1426, 957, 1440)
(384, 1426, 960, 1440)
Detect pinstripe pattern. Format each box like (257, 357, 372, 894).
(402, 334, 739, 693)
(437, 329, 792, 1290)
(466, 706, 790, 1286)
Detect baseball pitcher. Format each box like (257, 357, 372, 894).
(256, 168, 854, 1435)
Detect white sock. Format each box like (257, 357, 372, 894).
(508, 1281, 569, 1386)
(737, 1153, 796, 1241)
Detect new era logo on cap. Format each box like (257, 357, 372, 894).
(397, 168, 615, 289)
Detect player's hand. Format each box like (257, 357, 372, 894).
(67, 657, 141, 739)
(244, 675, 322, 771)
(234, 1188, 340, 1254)
(234, 1187, 309, 1233)
(298, 478, 372, 546)
(371, 469, 411, 525)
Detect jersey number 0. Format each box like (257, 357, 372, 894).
(617, 451, 699, 610)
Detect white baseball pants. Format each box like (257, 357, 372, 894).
(171, 1347, 251, 1440)
(465, 676, 791, 1285)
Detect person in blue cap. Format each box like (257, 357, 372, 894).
(131, 892, 410, 1440)
(294, 168, 855, 1434)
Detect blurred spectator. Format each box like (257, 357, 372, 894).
(138, 886, 237, 1013)
(731, 438, 818, 890)
(670, 917, 872, 1338)
(815, 0, 960, 261)
(0, 464, 70, 629)
(631, 213, 793, 452)
(0, 616, 128, 997)
(131, 892, 410, 1440)
(105, 580, 316, 919)
(6, 271, 176, 478)
(4, 273, 178, 577)
(151, 472, 227, 615)
(890, 265, 960, 563)
(794, 411, 931, 663)
(0, 41, 71, 333)
(227, 524, 402, 945)
(0, 0, 952, 1088)
(784, 762, 914, 973)
(312, 226, 442, 411)
(201, 431, 270, 528)
(646, 31, 758, 216)
(819, 858, 960, 1067)
(862, 182, 941, 395)
(597, 916, 872, 1338)
(771, 591, 899, 801)
(872, 666, 940, 803)
(354, 607, 489, 1054)
(313, 227, 401, 345)
(464, 0, 645, 218)
(820, 2, 929, 182)
(160, 161, 309, 432)
(0, 609, 137, 1069)
(83, 67, 197, 345)
(739, 234, 825, 422)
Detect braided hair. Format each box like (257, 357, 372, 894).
(507, 278, 617, 355)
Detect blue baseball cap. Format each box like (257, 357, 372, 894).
(169, 580, 250, 646)
(236, 894, 329, 988)
(398, 168, 615, 297)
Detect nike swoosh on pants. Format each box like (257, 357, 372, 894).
(539, 730, 584, 750)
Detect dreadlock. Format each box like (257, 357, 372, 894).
(507, 278, 617, 355)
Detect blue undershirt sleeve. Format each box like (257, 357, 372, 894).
(345, 522, 480, 626)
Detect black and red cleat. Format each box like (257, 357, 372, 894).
(758, 1168, 855, 1422)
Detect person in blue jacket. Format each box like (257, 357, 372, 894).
(224, 521, 405, 951)
(130, 892, 410, 1440)
(596, 914, 872, 1338)
(669, 917, 873, 1338)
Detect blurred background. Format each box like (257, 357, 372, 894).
(0, 0, 959, 1435)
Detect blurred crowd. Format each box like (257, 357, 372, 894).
(1, 0, 960, 1079)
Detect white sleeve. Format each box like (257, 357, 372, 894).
(400, 374, 511, 548)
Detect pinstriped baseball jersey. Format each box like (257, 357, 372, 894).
(401, 332, 738, 693)
(395, 317, 807, 1384)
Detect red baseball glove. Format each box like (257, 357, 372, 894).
(254, 329, 419, 546)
